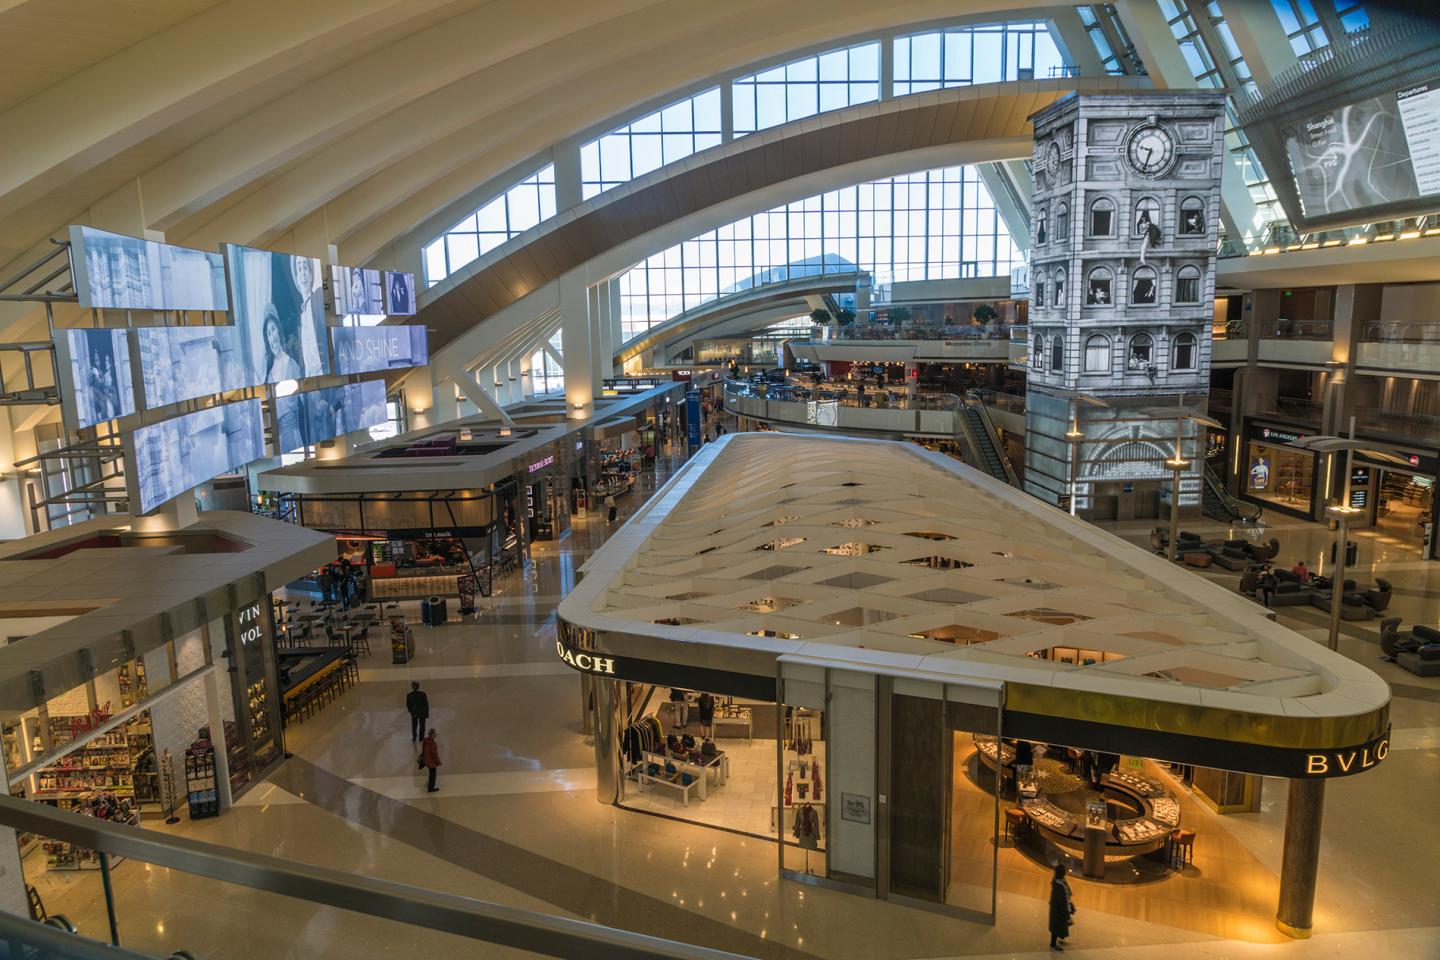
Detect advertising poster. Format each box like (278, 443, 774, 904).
(60, 328, 136, 429)
(274, 380, 388, 453)
(132, 399, 265, 514)
(686, 392, 702, 449)
(384, 271, 416, 315)
(331, 325, 429, 375)
(332, 265, 385, 317)
(136, 326, 254, 408)
(69, 226, 228, 312)
(224, 244, 329, 384)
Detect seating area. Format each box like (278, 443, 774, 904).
(279, 647, 359, 723)
(1380, 619, 1440, 677)
(277, 598, 403, 657)
(1158, 530, 1279, 571)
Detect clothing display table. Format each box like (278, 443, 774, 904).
(712, 707, 753, 741)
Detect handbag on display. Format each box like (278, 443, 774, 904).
(701, 739, 718, 757)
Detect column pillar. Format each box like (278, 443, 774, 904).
(559, 274, 594, 419)
(1276, 778, 1325, 939)
(591, 677, 624, 804)
(552, 140, 583, 211)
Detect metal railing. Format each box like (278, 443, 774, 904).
(969, 389, 1026, 416)
(1259, 318, 1333, 340)
(1255, 395, 1324, 422)
(1361, 321, 1440, 344)
(0, 794, 755, 960)
(1354, 407, 1440, 443)
(809, 322, 1016, 343)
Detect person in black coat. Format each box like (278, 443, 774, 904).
(1049, 861, 1074, 950)
(406, 682, 429, 742)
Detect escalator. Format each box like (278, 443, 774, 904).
(955, 397, 1020, 487)
(1201, 462, 1263, 524)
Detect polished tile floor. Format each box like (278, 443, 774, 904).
(23, 438, 1440, 959)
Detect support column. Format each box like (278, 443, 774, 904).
(591, 677, 624, 804)
(1276, 778, 1325, 939)
(552, 140, 583, 211)
(431, 379, 459, 423)
(455, 372, 514, 425)
(559, 274, 594, 419)
(1049, 9, 1105, 76)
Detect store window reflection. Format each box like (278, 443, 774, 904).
(1246, 441, 1315, 511)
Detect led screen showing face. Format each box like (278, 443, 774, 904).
(69, 226, 228, 312)
(59, 328, 137, 429)
(332, 265, 385, 317)
(384, 270, 416, 315)
(136, 326, 255, 409)
(331, 325, 428, 375)
(132, 399, 266, 514)
(224, 244, 329, 384)
(273, 380, 388, 453)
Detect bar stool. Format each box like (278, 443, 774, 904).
(1004, 807, 1027, 844)
(1171, 828, 1195, 869)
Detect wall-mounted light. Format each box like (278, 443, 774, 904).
(499, 427, 512, 437)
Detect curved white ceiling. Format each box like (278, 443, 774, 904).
(0, 0, 1058, 274)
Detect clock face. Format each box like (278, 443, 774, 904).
(1127, 125, 1176, 176)
(1047, 142, 1062, 176)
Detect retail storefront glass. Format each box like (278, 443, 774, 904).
(1243, 424, 1316, 517)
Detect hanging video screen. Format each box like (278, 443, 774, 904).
(1278, 78, 1440, 229)
(223, 244, 330, 384)
(58, 328, 137, 430)
(331, 325, 428, 375)
(132, 399, 266, 514)
(69, 226, 228, 312)
(331, 265, 385, 317)
(136, 326, 256, 409)
(273, 380, 388, 454)
(384, 270, 416, 315)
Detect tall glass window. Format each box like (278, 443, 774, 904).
(616, 166, 1020, 341)
(529, 330, 564, 394)
(422, 165, 557, 287)
(581, 89, 723, 200)
(732, 42, 880, 137)
(893, 22, 1065, 94)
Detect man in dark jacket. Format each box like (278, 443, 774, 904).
(406, 682, 429, 742)
(1049, 861, 1074, 950)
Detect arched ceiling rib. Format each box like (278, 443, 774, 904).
(417, 77, 1130, 356)
(0, 0, 1066, 272)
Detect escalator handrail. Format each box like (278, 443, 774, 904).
(1203, 463, 1263, 522)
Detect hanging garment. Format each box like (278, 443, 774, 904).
(784, 772, 793, 806)
(792, 804, 820, 849)
(813, 759, 822, 802)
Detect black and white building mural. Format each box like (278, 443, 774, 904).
(1023, 92, 1225, 518)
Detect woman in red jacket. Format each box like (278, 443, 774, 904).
(421, 729, 441, 793)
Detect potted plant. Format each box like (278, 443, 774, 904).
(972, 303, 998, 325)
(809, 307, 833, 325)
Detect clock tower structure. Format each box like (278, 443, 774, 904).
(1022, 92, 1226, 516)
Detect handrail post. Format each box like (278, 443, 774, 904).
(99, 852, 121, 946)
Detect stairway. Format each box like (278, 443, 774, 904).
(954, 398, 1019, 486)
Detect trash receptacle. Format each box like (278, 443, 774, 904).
(426, 596, 448, 626)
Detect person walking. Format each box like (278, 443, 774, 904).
(406, 681, 429, 742)
(421, 728, 441, 793)
(1049, 861, 1074, 950)
(1259, 567, 1277, 608)
(605, 493, 618, 524)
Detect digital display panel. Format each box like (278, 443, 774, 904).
(331, 325, 428, 375)
(273, 380, 387, 453)
(224, 244, 329, 384)
(1280, 78, 1440, 228)
(331, 265, 385, 317)
(69, 226, 228, 312)
(59, 328, 137, 430)
(136, 326, 255, 409)
(132, 399, 266, 514)
(384, 270, 416, 315)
